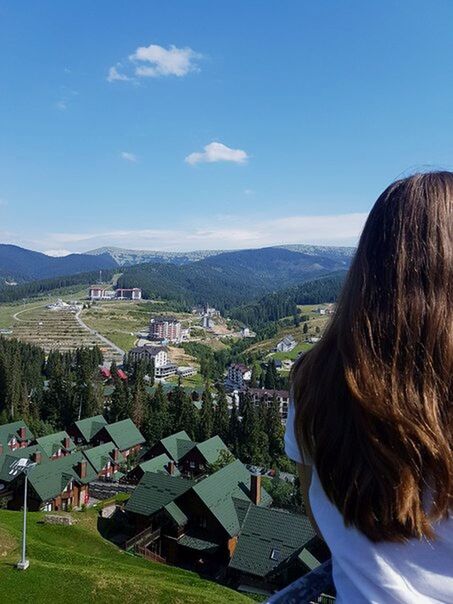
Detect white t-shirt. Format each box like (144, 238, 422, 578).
(285, 402, 453, 603)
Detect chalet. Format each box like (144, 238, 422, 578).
(4, 451, 96, 512)
(83, 442, 123, 480)
(94, 418, 145, 457)
(0, 421, 34, 453)
(35, 431, 76, 460)
(228, 502, 325, 593)
(275, 336, 297, 353)
(243, 389, 290, 423)
(124, 453, 181, 484)
(124, 460, 272, 569)
(69, 415, 108, 446)
(179, 435, 231, 477)
(0, 445, 50, 503)
(144, 431, 195, 464)
(226, 364, 252, 389)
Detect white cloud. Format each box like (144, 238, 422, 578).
(55, 100, 67, 111)
(27, 212, 367, 253)
(185, 142, 249, 166)
(107, 44, 201, 82)
(107, 65, 131, 82)
(120, 151, 138, 163)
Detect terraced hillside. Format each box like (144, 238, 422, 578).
(9, 305, 124, 363)
(0, 509, 250, 604)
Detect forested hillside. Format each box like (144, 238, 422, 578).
(0, 269, 117, 303)
(117, 247, 351, 310)
(0, 244, 117, 282)
(229, 272, 346, 329)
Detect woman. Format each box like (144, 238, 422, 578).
(285, 172, 452, 603)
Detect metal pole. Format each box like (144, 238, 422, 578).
(17, 472, 29, 570)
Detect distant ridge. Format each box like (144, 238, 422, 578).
(85, 246, 225, 266)
(86, 243, 356, 267)
(0, 244, 117, 283)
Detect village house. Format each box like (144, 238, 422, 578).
(93, 418, 145, 458)
(0, 420, 34, 453)
(242, 389, 290, 423)
(83, 442, 123, 480)
(0, 445, 50, 504)
(34, 431, 76, 460)
(275, 335, 297, 353)
(228, 502, 326, 594)
(68, 414, 108, 446)
(143, 431, 196, 464)
(226, 364, 252, 389)
(124, 452, 181, 484)
(123, 460, 272, 570)
(2, 450, 96, 512)
(178, 435, 231, 478)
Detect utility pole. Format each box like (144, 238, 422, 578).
(8, 458, 37, 570)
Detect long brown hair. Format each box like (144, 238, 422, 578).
(292, 172, 453, 542)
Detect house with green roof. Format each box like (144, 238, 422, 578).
(93, 419, 145, 457)
(123, 459, 272, 568)
(125, 452, 181, 484)
(35, 431, 76, 459)
(6, 450, 96, 512)
(0, 420, 34, 453)
(228, 502, 328, 593)
(144, 430, 195, 463)
(179, 435, 232, 477)
(68, 414, 108, 445)
(82, 442, 123, 479)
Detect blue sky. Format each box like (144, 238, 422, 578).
(1, 0, 453, 254)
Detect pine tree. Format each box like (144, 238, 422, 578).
(199, 386, 214, 441)
(228, 400, 240, 455)
(267, 396, 285, 463)
(129, 372, 147, 430)
(213, 386, 229, 442)
(303, 322, 309, 334)
(109, 378, 129, 422)
(239, 394, 261, 463)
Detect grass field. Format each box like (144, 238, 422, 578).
(80, 301, 195, 352)
(0, 509, 251, 604)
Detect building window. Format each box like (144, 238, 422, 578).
(270, 548, 280, 561)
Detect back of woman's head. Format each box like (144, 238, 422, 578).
(293, 171, 453, 542)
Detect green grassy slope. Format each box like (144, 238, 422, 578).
(0, 510, 250, 604)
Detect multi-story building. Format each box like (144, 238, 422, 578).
(89, 286, 142, 301)
(226, 363, 252, 389)
(129, 345, 168, 368)
(241, 388, 290, 423)
(116, 288, 142, 300)
(149, 317, 182, 343)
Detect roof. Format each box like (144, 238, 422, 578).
(0, 421, 34, 447)
(188, 435, 229, 465)
(138, 453, 181, 477)
(247, 388, 290, 399)
(192, 460, 271, 537)
(125, 472, 193, 517)
(28, 451, 97, 502)
(0, 445, 50, 483)
(164, 501, 188, 526)
(130, 346, 168, 356)
(35, 431, 76, 457)
(83, 442, 122, 473)
(178, 533, 219, 553)
(103, 419, 145, 451)
(159, 431, 195, 462)
(229, 363, 250, 374)
(74, 415, 108, 442)
(229, 504, 316, 578)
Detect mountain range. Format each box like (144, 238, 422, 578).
(0, 244, 117, 283)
